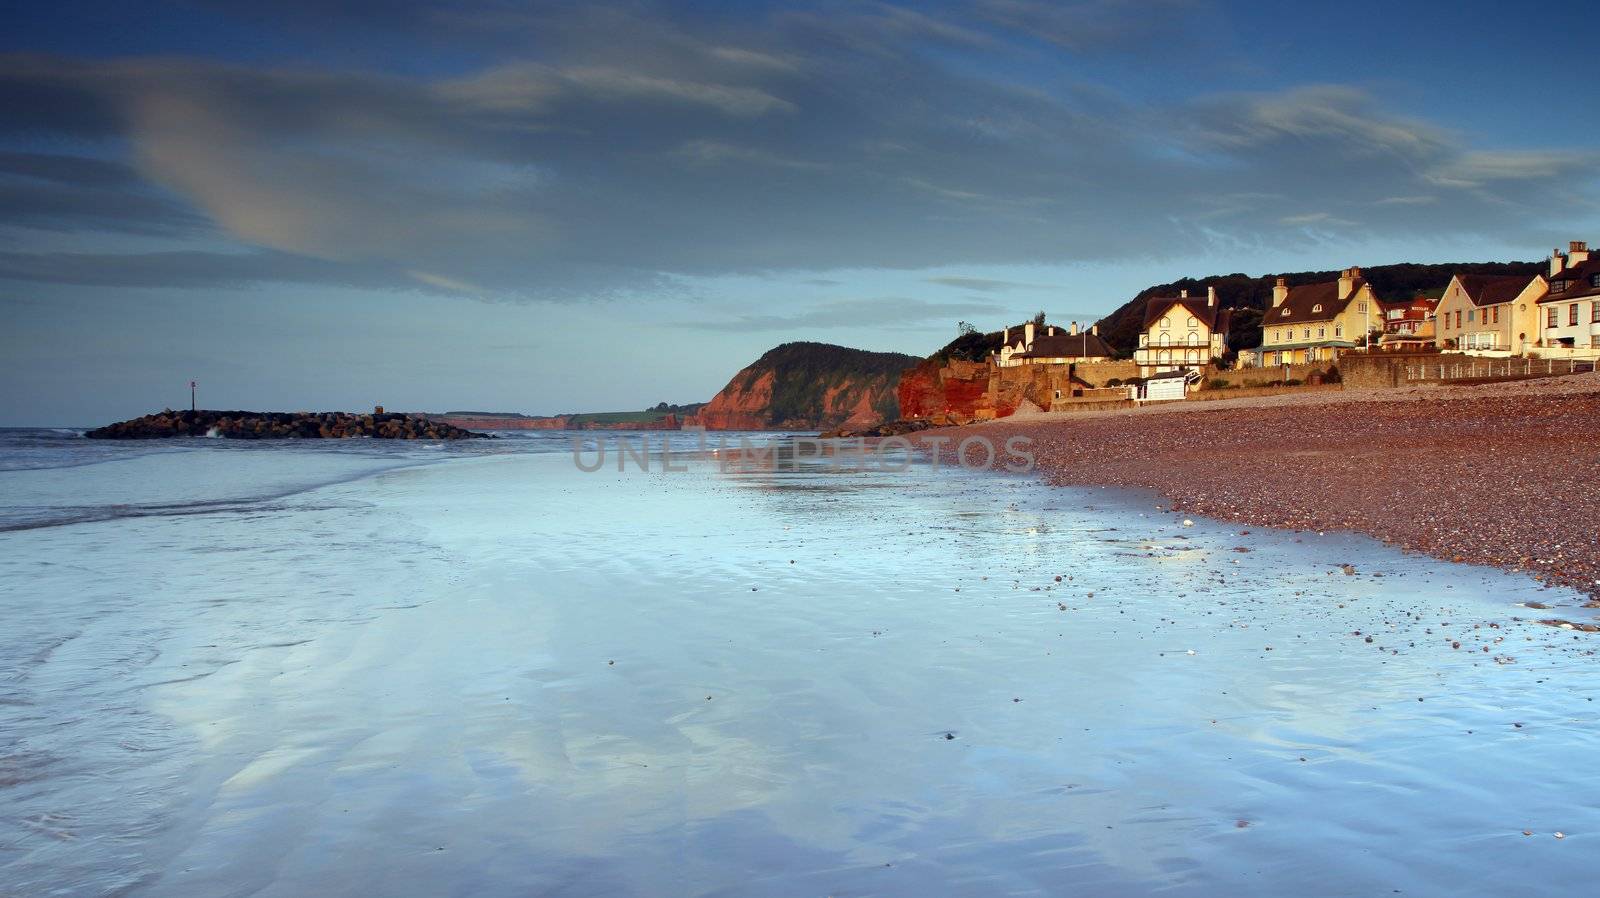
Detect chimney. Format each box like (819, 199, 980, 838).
(1024, 321, 1035, 346)
(1206, 285, 1216, 307)
(1570, 240, 1591, 267)
(1338, 268, 1355, 300)
(1091, 324, 1099, 336)
(1069, 321, 1079, 336)
(1272, 277, 1289, 308)
(1003, 326, 1009, 343)
(1551, 248, 1566, 277)
(1180, 288, 1188, 298)
(1048, 325, 1055, 336)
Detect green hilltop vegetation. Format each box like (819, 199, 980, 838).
(741, 341, 921, 425)
(1092, 260, 1546, 360)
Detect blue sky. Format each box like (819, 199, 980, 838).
(2, 0, 1596, 424)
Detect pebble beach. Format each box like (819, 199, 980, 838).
(940, 371, 1600, 598)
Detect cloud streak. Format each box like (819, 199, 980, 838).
(0, 4, 1593, 300)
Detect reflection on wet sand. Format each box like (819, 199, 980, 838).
(3, 437, 1598, 896)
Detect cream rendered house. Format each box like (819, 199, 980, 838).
(1536, 241, 1600, 349)
(1257, 268, 1379, 365)
(1434, 273, 1545, 353)
(1133, 286, 1231, 375)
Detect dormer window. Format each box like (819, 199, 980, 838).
(1311, 304, 1323, 314)
(1551, 279, 1568, 293)
(1591, 274, 1600, 288)
(1281, 308, 1290, 317)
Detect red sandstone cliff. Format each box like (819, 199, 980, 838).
(686, 342, 919, 431)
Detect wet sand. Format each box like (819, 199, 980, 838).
(928, 372, 1600, 598)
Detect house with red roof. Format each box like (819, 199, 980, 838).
(1376, 295, 1438, 351)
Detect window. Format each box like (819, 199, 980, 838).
(1303, 327, 1311, 340)
(1187, 316, 1198, 328)
(1493, 307, 1500, 324)
(1591, 274, 1600, 288)
(1317, 326, 1326, 338)
(1160, 316, 1170, 329)
(1187, 331, 1200, 346)
(1281, 308, 1291, 317)
(1548, 307, 1559, 328)
(1359, 302, 1368, 314)
(1593, 302, 1600, 324)
(1455, 310, 1462, 328)
(1335, 324, 1343, 338)
(1468, 309, 1475, 323)
(1551, 280, 1567, 293)
(1312, 304, 1323, 314)
(1158, 332, 1170, 346)
(1571, 304, 1580, 326)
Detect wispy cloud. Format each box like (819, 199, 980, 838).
(0, 7, 1593, 299)
(675, 296, 1005, 332)
(924, 275, 1063, 292)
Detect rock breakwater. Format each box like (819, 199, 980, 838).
(86, 409, 490, 440)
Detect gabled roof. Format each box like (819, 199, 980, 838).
(1143, 295, 1225, 331)
(1382, 295, 1438, 315)
(1269, 279, 1368, 326)
(1455, 273, 1541, 307)
(1020, 331, 1113, 359)
(1541, 259, 1600, 302)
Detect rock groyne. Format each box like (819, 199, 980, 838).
(86, 409, 490, 440)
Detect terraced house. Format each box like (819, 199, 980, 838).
(1132, 286, 1231, 376)
(1257, 268, 1379, 365)
(1434, 272, 1545, 353)
(1537, 241, 1600, 349)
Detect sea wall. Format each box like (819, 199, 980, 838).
(898, 357, 1138, 423)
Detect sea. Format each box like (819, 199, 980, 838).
(2, 426, 1597, 897)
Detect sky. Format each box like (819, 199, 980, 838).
(2, 0, 1597, 425)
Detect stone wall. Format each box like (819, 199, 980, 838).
(1206, 362, 1336, 389)
(1338, 353, 1458, 388)
(1071, 360, 1141, 386)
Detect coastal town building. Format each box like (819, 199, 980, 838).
(996, 321, 1113, 367)
(1132, 286, 1231, 375)
(1434, 273, 1545, 353)
(1537, 241, 1600, 349)
(1376, 295, 1438, 351)
(1256, 268, 1379, 365)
